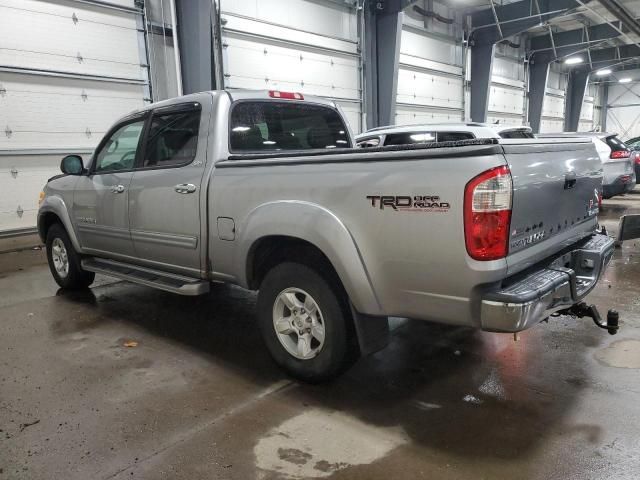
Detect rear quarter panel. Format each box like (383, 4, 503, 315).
(208, 146, 509, 327)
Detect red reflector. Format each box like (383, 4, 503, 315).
(610, 150, 630, 159)
(634, 152, 640, 164)
(621, 175, 632, 183)
(464, 166, 512, 261)
(268, 90, 304, 100)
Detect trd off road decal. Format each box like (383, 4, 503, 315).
(366, 195, 450, 212)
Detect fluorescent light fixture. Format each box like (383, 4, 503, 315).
(232, 126, 250, 132)
(596, 69, 612, 76)
(262, 140, 276, 145)
(564, 57, 583, 65)
(619, 78, 632, 83)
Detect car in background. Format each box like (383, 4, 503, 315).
(538, 133, 636, 198)
(355, 123, 534, 147)
(624, 136, 640, 183)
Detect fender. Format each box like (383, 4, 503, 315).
(235, 200, 383, 316)
(38, 195, 83, 252)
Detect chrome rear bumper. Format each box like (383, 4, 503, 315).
(480, 234, 615, 333)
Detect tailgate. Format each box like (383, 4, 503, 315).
(502, 139, 602, 272)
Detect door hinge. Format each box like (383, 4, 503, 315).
(5, 126, 12, 138)
(77, 52, 84, 63)
(0, 84, 6, 97)
(72, 12, 79, 24)
(85, 128, 92, 138)
(81, 90, 88, 101)
(10, 167, 18, 178)
(16, 205, 24, 218)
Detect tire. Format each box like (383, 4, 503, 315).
(257, 262, 356, 382)
(46, 223, 95, 290)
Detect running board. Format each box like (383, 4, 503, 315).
(81, 258, 210, 296)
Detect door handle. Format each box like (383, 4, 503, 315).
(175, 183, 197, 194)
(110, 185, 125, 194)
(564, 172, 577, 190)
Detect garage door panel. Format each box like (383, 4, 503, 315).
(0, 154, 62, 231)
(397, 68, 463, 110)
(0, 72, 145, 150)
(0, 0, 142, 79)
(488, 85, 524, 116)
(334, 100, 361, 134)
(543, 94, 565, 119)
(396, 106, 463, 125)
(540, 119, 564, 133)
(223, 35, 359, 100)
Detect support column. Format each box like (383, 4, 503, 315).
(600, 81, 609, 131)
(174, 0, 219, 94)
(527, 61, 550, 133)
(363, 3, 402, 129)
(565, 70, 590, 132)
(470, 43, 495, 123)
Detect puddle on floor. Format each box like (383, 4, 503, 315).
(595, 339, 640, 369)
(254, 408, 408, 479)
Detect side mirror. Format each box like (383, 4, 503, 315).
(60, 155, 84, 175)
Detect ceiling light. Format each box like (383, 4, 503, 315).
(619, 78, 632, 83)
(565, 57, 583, 65)
(596, 69, 612, 76)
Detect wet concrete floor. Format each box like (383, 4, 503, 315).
(1, 190, 639, 479)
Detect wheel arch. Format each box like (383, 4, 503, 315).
(237, 201, 382, 316)
(38, 196, 82, 251)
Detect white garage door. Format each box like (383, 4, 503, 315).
(219, 0, 362, 133)
(540, 68, 567, 133)
(487, 53, 526, 127)
(0, 0, 148, 233)
(396, 7, 464, 126)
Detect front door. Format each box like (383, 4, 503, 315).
(73, 116, 146, 259)
(128, 101, 208, 276)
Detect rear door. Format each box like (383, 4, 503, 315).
(503, 139, 602, 269)
(127, 99, 210, 277)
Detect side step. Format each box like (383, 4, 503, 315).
(81, 257, 210, 296)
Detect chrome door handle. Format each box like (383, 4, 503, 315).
(110, 185, 125, 194)
(175, 183, 197, 194)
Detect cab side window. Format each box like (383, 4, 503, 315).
(94, 120, 145, 173)
(143, 110, 201, 168)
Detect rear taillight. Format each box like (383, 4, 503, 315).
(634, 152, 640, 165)
(268, 90, 304, 100)
(464, 166, 512, 261)
(610, 150, 630, 159)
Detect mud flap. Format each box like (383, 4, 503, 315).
(350, 306, 390, 356)
(618, 214, 640, 242)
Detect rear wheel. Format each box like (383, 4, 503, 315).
(46, 223, 95, 289)
(257, 262, 356, 382)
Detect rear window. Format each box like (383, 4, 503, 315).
(384, 132, 436, 146)
(383, 131, 474, 146)
(499, 129, 535, 139)
(229, 102, 351, 152)
(605, 135, 629, 152)
(437, 132, 475, 142)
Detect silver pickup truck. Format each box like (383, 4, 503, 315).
(38, 90, 617, 381)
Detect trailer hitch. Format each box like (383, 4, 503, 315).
(562, 302, 619, 335)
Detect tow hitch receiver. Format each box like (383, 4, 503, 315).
(563, 302, 619, 335)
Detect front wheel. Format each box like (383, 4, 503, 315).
(257, 262, 356, 382)
(46, 223, 95, 290)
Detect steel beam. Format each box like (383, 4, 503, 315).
(528, 61, 550, 133)
(174, 0, 218, 94)
(565, 70, 590, 131)
(363, 2, 403, 128)
(471, 0, 585, 45)
(469, 43, 495, 123)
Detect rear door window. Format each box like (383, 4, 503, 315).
(230, 102, 351, 152)
(143, 108, 201, 168)
(356, 137, 381, 148)
(606, 135, 629, 152)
